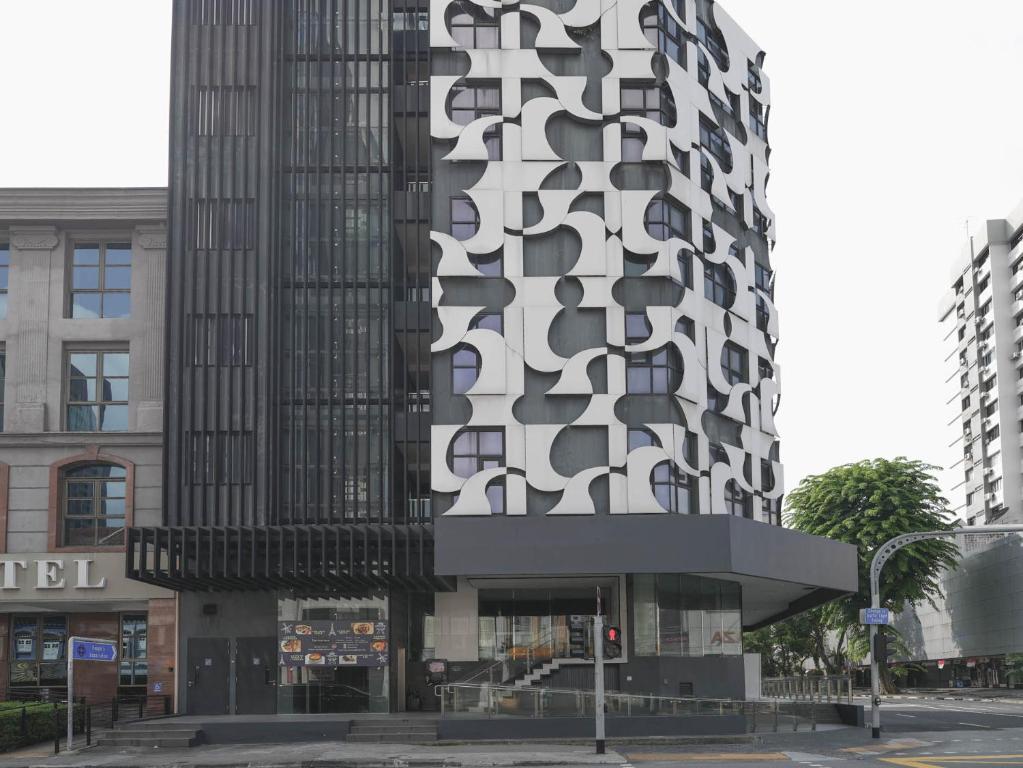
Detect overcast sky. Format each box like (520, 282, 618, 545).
(1, 0, 1021, 505)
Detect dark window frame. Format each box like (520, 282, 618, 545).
(68, 241, 132, 320)
(704, 261, 735, 308)
(449, 82, 502, 159)
(448, 1, 500, 49)
(61, 462, 128, 547)
(65, 348, 130, 432)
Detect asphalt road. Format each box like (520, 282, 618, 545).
(620, 699, 1023, 768)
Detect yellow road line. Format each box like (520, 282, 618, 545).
(627, 754, 789, 763)
(881, 757, 1023, 768)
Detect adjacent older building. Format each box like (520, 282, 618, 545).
(129, 0, 857, 716)
(0, 189, 174, 705)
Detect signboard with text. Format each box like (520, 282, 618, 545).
(278, 620, 388, 668)
(71, 638, 117, 662)
(860, 608, 891, 625)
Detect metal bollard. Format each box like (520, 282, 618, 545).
(773, 700, 779, 733)
(811, 700, 817, 732)
(86, 705, 92, 747)
(52, 703, 60, 754)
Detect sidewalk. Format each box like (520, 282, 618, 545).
(0, 741, 628, 768)
(861, 687, 1023, 702)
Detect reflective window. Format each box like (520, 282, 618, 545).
(62, 463, 128, 547)
(621, 84, 676, 161)
(449, 84, 501, 159)
(69, 243, 131, 319)
(0, 349, 5, 432)
(449, 1, 499, 48)
(641, 0, 686, 67)
(704, 262, 735, 308)
(632, 575, 742, 657)
(120, 614, 148, 688)
(725, 479, 752, 518)
(699, 115, 732, 172)
(452, 345, 481, 395)
(626, 313, 682, 394)
(451, 429, 505, 513)
(66, 350, 129, 432)
(645, 197, 691, 242)
(10, 616, 68, 687)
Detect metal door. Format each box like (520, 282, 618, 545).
(235, 637, 277, 714)
(186, 638, 230, 715)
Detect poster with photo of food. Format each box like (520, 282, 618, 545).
(278, 620, 389, 668)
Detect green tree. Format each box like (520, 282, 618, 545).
(745, 610, 827, 677)
(785, 458, 959, 691)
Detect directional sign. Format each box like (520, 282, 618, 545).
(860, 608, 891, 626)
(71, 638, 117, 662)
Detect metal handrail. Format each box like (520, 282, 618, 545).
(457, 627, 565, 685)
(438, 682, 742, 709)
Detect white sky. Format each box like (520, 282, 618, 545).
(1, 0, 1022, 503)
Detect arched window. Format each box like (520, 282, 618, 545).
(62, 463, 127, 547)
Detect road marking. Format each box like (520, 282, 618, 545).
(625, 754, 788, 763)
(881, 758, 1023, 768)
(959, 722, 994, 728)
(897, 714, 918, 718)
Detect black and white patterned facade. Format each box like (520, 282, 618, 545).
(430, 0, 782, 522)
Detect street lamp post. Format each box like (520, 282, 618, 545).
(868, 524, 1023, 739)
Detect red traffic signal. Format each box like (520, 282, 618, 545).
(603, 626, 622, 659)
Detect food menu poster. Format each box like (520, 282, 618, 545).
(278, 620, 389, 668)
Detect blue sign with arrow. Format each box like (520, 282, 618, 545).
(71, 638, 117, 662)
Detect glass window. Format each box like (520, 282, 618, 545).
(725, 479, 752, 518)
(449, 84, 501, 159)
(626, 313, 682, 395)
(721, 342, 748, 385)
(696, 18, 729, 69)
(641, 0, 686, 67)
(66, 350, 129, 431)
(10, 616, 68, 688)
(699, 115, 732, 172)
(652, 461, 698, 515)
(69, 242, 131, 319)
(620, 84, 676, 161)
(470, 312, 503, 334)
(645, 197, 691, 242)
(120, 614, 148, 688)
(749, 97, 768, 140)
(62, 463, 128, 547)
(704, 262, 735, 308)
(452, 345, 480, 395)
(449, 1, 499, 48)
(631, 575, 742, 658)
(0, 244, 8, 319)
(451, 429, 505, 513)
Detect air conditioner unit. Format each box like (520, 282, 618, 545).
(984, 467, 995, 475)
(1014, 352, 1022, 361)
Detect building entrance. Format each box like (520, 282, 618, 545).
(276, 593, 390, 713)
(185, 638, 230, 715)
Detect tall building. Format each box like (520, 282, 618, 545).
(0, 189, 175, 704)
(130, 0, 856, 715)
(941, 204, 1023, 526)
(890, 201, 1023, 688)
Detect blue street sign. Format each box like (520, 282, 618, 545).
(71, 639, 117, 662)
(861, 608, 891, 626)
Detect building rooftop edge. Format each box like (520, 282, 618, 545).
(0, 187, 167, 223)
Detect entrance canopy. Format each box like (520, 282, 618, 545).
(435, 515, 859, 629)
(128, 524, 455, 592)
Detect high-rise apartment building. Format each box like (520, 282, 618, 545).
(129, 0, 856, 716)
(941, 203, 1023, 526)
(890, 201, 1023, 689)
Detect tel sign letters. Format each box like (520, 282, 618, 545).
(0, 559, 107, 590)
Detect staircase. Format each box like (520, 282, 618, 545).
(95, 725, 203, 748)
(346, 718, 438, 744)
(515, 658, 572, 688)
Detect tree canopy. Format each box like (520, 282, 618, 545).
(752, 458, 960, 681)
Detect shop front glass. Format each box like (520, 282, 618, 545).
(632, 574, 742, 657)
(277, 593, 389, 713)
(11, 616, 68, 690)
(475, 585, 618, 682)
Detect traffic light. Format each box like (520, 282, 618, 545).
(873, 631, 891, 664)
(603, 626, 622, 659)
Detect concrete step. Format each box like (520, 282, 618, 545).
(96, 736, 200, 748)
(346, 734, 437, 744)
(95, 726, 202, 748)
(349, 727, 438, 736)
